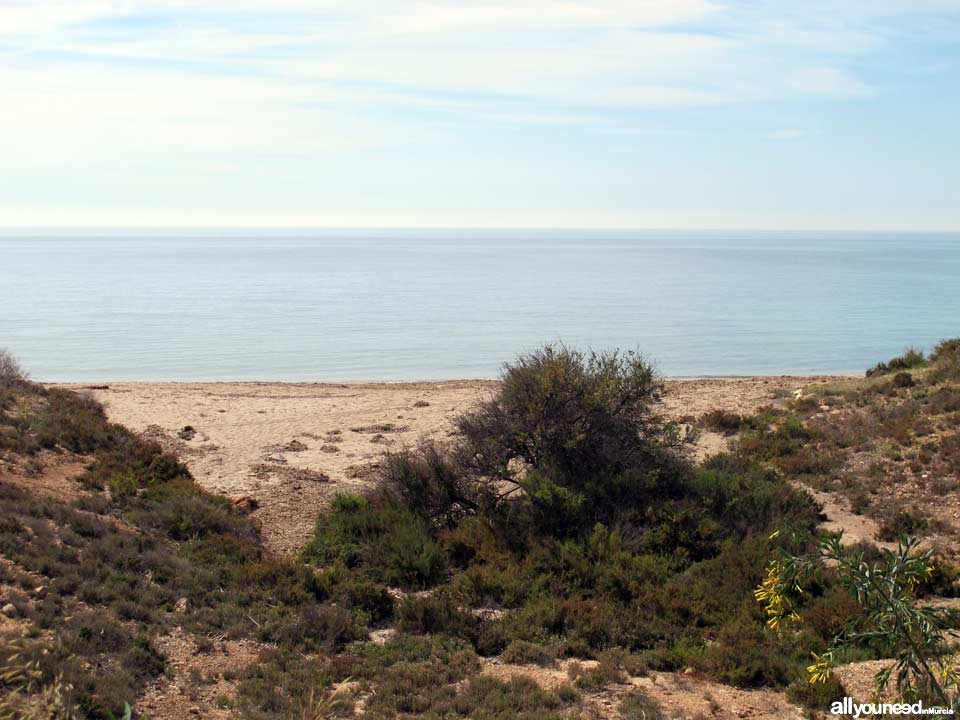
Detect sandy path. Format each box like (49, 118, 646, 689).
(58, 376, 845, 554)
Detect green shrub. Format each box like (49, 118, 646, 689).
(271, 604, 361, 652)
(877, 508, 929, 541)
(396, 591, 477, 639)
(892, 371, 916, 388)
(786, 673, 846, 709)
(379, 442, 478, 527)
(699, 408, 743, 435)
(500, 640, 558, 666)
(619, 689, 664, 720)
(928, 337, 960, 381)
(449, 675, 574, 719)
(0, 349, 26, 385)
(866, 348, 927, 377)
(701, 615, 793, 687)
(333, 578, 395, 623)
(304, 494, 447, 589)
(455, 345, 692, 533)
(108, 472, 139, 499)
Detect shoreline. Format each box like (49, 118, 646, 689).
(59, 376, 851, 554)
(47, 373, 861, 387)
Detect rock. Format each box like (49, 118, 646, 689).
(283, 440, 308, 452)
(2, 603, 17, 618)
(174, 597, 190, 613)
(231, 495, 259, 512)
(177, 425, 197, 441)
(369, 628, 397, 645)
(33, 586, 47, 599)
(320, 444, 340, 453)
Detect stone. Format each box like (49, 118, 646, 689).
(231, 495, 259, 512)
(1, 603, 17, 618)
(174, 597, 190, 613)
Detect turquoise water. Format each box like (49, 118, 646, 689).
(1, 230, 958, 381)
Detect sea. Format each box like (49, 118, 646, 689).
(1, 229, 958, 382)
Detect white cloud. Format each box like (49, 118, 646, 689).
(0, 0, 955, 226)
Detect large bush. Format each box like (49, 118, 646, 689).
(454, 346, 692, 533)
(0, 349, 26, 385)
(305, 345, 825, 684)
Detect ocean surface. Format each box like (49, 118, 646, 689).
(2, 229, 958, 381)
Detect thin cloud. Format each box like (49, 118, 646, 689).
(1, 0, 956, 227)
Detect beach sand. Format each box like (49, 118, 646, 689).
(60, 376, 849, 554)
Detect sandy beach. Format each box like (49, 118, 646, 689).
(60, 376, 851, 554)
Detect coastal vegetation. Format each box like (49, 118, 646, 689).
(1, 342, 959, 717)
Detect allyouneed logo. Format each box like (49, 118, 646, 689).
(831, 697, 955, 717)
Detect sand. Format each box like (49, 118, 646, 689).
(59, 376, 848, 555)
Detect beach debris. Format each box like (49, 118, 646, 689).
(177, 425, 197, 441)
(350, 422, 408, 434)
(345, 462, 380, 480)
(231, 495, 260, 512)
(250, 464, 330, 484)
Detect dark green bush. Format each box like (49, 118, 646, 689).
(303, 494, 447, 589)
(396, 591, 477, 639)
(866, 348, 927, 377)
(892, 371, 916, 388)
(455, 345, 692, 533)
(500, 640, 558, 666)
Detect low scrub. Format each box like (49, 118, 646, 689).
(866, 347, 927, 377)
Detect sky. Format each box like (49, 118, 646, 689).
(1, 0, 958, 230)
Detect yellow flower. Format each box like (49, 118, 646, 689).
(806, 652, 831, 684)
(768, 530, 781, 540)
(755, 560, 800, 633)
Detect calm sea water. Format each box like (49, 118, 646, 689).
(1, 230, 958, 381)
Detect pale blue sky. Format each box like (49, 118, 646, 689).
(1, 1, 958, 229)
